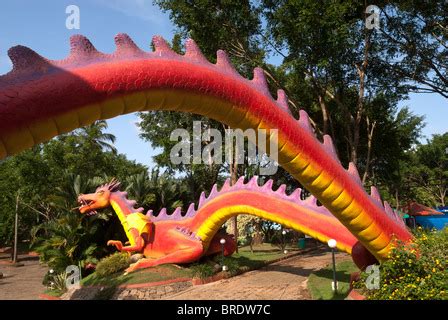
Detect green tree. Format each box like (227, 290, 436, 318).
(376, 1, 448, 98)
(148, 1, 268, 245)
(0, 120, 146, 247)
(77, 120, 117, 154)
(406, 133, 448, 206)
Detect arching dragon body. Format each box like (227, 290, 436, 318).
(0, 34, 412, 268)
(78, 177, 359, 273)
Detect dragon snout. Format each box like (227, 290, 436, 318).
(77, 195, 98, 215)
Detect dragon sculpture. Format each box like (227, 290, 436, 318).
(0, 34, 413, 271)
(77, 177, 361, 273)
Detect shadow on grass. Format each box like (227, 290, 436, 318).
(307, 261, 358, 300)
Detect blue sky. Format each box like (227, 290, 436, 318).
(0, 1, 446, 167)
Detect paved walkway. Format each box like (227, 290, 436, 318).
(0, 247, 351, 300)
(0, 253, 47, 300)
(162, 247, 351, 300)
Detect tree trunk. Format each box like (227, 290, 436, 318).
(395, 189, 400, 210)
(352, 27, 371, 164)
(362, 117, 376, 184)
(318, 94, 329, 135)
(12, 192, 19, 263)
(230, 159, 238, 253)
(228, 124, 239, 253)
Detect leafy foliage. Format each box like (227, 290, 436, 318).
(47, 271, 69, 294)
(355, 228, 448, 300)
(30, 211, 101, 273)
(190, 262, 216, 279)
(95, 252, 130, 278)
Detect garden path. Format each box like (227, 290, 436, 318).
(0, 252, 47, 300)
(162, 248, 351, 300)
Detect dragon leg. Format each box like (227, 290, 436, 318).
(126, 241, 203, 273)
(107, 229, 145, 253)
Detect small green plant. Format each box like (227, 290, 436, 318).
(225, 257, 241, 275)
(216, 256, 241, 276)
(190, 262, 216, 279)
(95, 252, 130, 278)
(355, 227, 448, 300)
(46, 271, 69, 294)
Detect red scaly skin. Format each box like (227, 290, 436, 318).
(0, 34, 413, 263)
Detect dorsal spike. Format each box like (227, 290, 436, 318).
(370, 186, 384, 209)
(208, 183, 219, 199)
(235, 176, 245, 186)
(276, 184, 287, 195)
(220, 178, 231, 192)
(304, 195, 317, 206)
(262, 179, 273, 191)
(171, 207, 182, 218)
(216, 50, 238, 75)
(384, 202, 402, 224)
(7, 45, 49, 73)
(276, 89, 291, 114)
(135, 207, 144, 213)
(198, 191, 207, 208)
(69, 35, 102, 59)
(185, 203, 196, 217)
(298, 110, 313, 133)
(152, 36, 176, 56)
(289, 188, 302, 201)
(323, 135, 339, 162)
(394, 210, 405, 225)
(247, 175, 259, 188)
(251, 67, 270, 94)
(395, 210, 403, 221)
(114, 33, 144, 56)
(185, 39, 208, 63)
(348, 162, 363, 186)
(158, 208, 167, 217)
(384, 201, 394, 218)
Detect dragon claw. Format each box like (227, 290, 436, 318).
(107, 240, 123, 251)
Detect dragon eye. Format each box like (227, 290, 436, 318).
(97, 190, 104, 195)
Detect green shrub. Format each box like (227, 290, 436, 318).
(355, 227, 448, 300)
(95, 252, 130, 278)
(190, 262, 216, 279)
(221, 257, 241, 276)
(44, 271, 69, 294)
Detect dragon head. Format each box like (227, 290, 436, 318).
(77, 179, 121, 215)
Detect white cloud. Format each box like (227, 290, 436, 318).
(94, 0, 166, 24)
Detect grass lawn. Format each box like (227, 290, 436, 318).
(81, 264, 193, 287)
(44, 289, 65, 297)
(81, 243, 300, 287)
(307, 260, 359, 300)
(227, 243, 300, 269)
